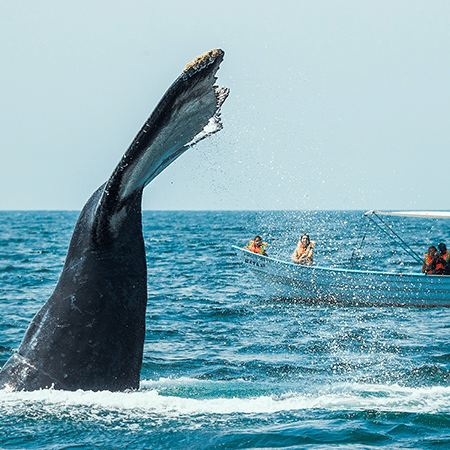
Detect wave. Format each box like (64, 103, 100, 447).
(1, 379, 450, 419)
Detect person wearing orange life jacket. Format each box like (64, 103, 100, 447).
(291, 234, 316, 266)
(437, 243, 450, 275)
(245, 235, 268, 256)
(422, 245, 440, 274)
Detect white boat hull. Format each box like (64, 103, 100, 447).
(233, 246, 450, 307)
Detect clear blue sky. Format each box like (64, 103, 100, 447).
(1, 0, 449, 211)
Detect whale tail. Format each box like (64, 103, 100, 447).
(93, 49, 229, 244)
(0, 49, 229, 392)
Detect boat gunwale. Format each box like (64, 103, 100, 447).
(232, 245, 450, 281)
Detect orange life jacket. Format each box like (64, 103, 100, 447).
(247, 240, 268, 255)
(423, 254, 434, 274)
(424, 253, 444, 274)
(297, 241, 315, 256)
(435, 259, 445, 273)
(441, 251, 450, 274)
(441, 251, 450, 263)
(435, 251, 450, 273)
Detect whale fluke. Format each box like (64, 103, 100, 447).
(0, 49, 229, 392)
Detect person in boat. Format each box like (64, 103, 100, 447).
(422, 245, 441, 274)
(245, 235, 268, 256)
(291, 234, 315, 266)
(437, 243, 450, 275)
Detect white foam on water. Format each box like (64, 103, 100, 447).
(1, 379, 450, 419)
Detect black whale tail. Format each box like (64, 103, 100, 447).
(0, 49, 229, 392)
(94, 49, 229, 245)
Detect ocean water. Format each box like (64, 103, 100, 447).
(1, 210, 450, 449)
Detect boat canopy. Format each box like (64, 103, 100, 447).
(364, 210, 450, 220)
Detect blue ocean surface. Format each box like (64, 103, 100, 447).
(1, 210, 450, 449)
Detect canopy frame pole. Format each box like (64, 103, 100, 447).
(349, 216, 370, 269)
(365, 211, 423, 264)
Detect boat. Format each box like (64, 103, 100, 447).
(233, 211, 450, 307)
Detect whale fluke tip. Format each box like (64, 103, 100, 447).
(183, 49, 224, 74)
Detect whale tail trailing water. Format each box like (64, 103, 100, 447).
(0, 49, 229, 392)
